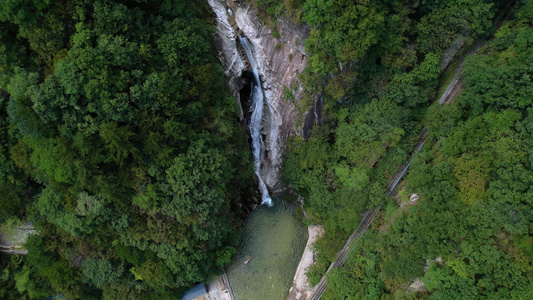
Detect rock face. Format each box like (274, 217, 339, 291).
(409, 194, 419, 205)
(407, 278, 427, 292)
(208, 0, 247, 119)
(208, 0, 310, 192)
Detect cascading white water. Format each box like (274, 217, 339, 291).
(239, 35, 273, 207)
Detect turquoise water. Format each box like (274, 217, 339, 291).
(227, 197, 308, 300)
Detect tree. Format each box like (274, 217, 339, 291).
(82, 259, 123, 289)
(164, 140, 229, 225)
(99, 122, 138, 166)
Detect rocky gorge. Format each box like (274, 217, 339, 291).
(207, 0, 314, 194)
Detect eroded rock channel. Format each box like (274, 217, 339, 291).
(208, 0, 312, 196)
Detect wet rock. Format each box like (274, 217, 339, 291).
(208, 0, 246, 119)
(208, 0, 312, 192)
(233, 4, 310, 191)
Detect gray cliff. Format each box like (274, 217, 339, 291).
(208, 0, 310, 192)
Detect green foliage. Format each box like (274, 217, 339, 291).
(296, 0, 503, 106)
(284, 86, 295, 103)
(250, 0, 305, 23)
(164, 140, 230, 224)
(82, 259, 123, 289)
(0, 184, 21, 220)
(255, 0, 285, 19)
(99, 122, 138, 166)
(302, 0, 334, 26)
(0, 255, 24, 299)
(216, 246, 237, 267)
(321, 7, 533, 298)
(131, 259, 174, 289)
(416, 0, 496, 55)
(0, 0, 253, 297)
(333, 165, 368, 191)
(1, 0, 529, 298)
(25, 235, 78, 296)
(381, 53, 441, 107)
(453, 154, 490, 205)
(459, 24, 533, 114)
(284, 1, 533, 298)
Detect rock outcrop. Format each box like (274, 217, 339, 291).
(409, 193, 420, 205)
(208, 0, 247, 119)
(208, 0, 310, 192)
(0, 223, 36, 255)
(407, 278, 427, 292)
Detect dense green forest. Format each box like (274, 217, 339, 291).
(272, 0, 532, 298)
(0, 0, 253, 298)
(323, 3, 533, 298)
(1, 0, 532, 298)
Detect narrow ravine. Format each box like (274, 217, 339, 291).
(238, 35, 272, 206)
(208, 0, 310, 196)
(206, 2, 312, 299)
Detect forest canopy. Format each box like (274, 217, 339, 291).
(321, 5, 533, 297)
(274, 0, 533, 298)
(0, 0, 253, 298)
(1, 0, 532, 299)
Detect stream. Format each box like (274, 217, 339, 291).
(238, 35, 272, 207)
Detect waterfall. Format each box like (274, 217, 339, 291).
(238, 36, 273, 207)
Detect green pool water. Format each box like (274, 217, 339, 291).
(226, 197, 308, 300)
